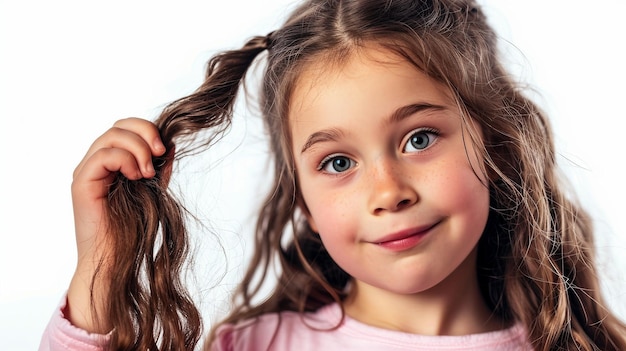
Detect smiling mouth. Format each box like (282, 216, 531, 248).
(373, 222, 439, 251)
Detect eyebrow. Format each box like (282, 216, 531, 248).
(301, 128, 345, 154)
(388, 103, 446, 125)
(300, 103, 447, 154)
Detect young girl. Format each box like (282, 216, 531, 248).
(39, 0, 626, 350)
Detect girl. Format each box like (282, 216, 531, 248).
(39, 0, 626, 350)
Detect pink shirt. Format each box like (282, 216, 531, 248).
(40, 297, 532, 350)
(213, 303, 532, 350)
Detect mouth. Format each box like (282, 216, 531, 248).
(372, 222, 439, 252)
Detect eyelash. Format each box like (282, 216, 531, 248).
(402, 127, 440, 153)
(317, 154, 354, 174)
(316, 127, 440, 174)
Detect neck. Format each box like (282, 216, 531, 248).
(343, 249, 507, 335)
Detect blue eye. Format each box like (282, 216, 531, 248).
(319, 155, 355, 174)
(403, 129, 438, 153)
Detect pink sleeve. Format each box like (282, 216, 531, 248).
(38, 295, 110, 351)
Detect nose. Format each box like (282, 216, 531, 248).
(368, 160, 419, 215)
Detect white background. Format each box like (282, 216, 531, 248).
(1, 1, 625, 349)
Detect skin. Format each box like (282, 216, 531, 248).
(290, 46, 504, 335)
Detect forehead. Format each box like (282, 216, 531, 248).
(290, 46, 411, 108)
(287, 45, 456, 132)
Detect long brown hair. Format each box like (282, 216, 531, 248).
(96, 1, 626, 350)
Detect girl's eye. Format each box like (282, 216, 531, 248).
(318, 155, 355, 174)
(403, 129, 438, 153)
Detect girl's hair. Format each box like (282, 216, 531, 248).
(95, 0, 626, 350)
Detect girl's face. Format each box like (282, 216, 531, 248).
(289, 47, 490, 299)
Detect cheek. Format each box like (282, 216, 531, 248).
(431, 158, 490, 232)
(302, 187, 362, 253)
(306, 190, 350, 232)
(445, 167, 487, 207)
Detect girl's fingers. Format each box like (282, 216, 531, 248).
(72, 148, 145, 201)
(112, 117, 166, 156)
(74, 118, 165, 180)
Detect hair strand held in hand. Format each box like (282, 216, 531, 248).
(94, 35, 269, 350)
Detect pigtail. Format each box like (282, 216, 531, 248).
(97, 35, 269, 350)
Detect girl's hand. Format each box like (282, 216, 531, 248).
(66, 117, 165, 333)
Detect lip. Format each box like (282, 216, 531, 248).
(372, 222, 439, 252)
